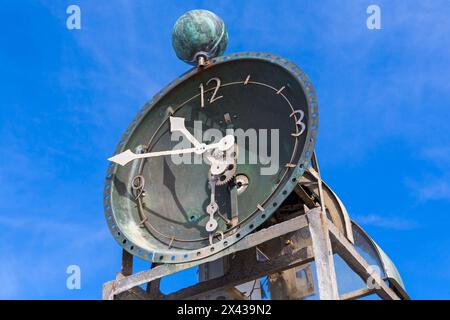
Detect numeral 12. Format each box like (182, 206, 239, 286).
(199, 77, 223, 108)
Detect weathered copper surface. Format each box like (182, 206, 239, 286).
(103, 52, 318, 263)
(172, 9, 228, 65)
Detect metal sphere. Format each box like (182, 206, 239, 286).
(172, 10, 228, 65)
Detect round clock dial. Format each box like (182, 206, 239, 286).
(104, 52, 318, 263)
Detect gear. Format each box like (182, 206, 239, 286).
(209, 163, 237, 186)
(207, 144, 238, 186)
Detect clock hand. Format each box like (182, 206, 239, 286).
(108, 147, 197, 166)
(170, 116, 235, 151)
(224, 115, 239, 228)
(169, 116, 201, 147)
(205, 175, 219, 232)
(108, 134, 235, 166)
(204, 143, 237, 233)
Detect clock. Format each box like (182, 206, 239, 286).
(104, 51, 318, 264)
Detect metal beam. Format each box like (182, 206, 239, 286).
(166, 246, 314, 300)
(340, 287, 374, 300)
(102, 207, 404, 301)
(103, 213, 309, 299)
(327, 220, 400, 300)
(121, 249, 133, 276)
(307, 208, 340, 300)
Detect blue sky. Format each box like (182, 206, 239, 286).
(0, 0, 449, 299)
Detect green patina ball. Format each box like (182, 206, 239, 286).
(172, 10, 228, 65)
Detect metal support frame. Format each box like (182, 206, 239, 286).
(103, 152, 406, 300)
(102, 207, 403, 300)
(306, 209, 339, 300)
(103, 211, 311, 300)
(327, 220, 401, 300)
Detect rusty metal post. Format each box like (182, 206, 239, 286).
(121, 249, 133, 277)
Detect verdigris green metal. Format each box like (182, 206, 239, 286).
(103, 52, 319, 264)
(172, 9, 228, 65)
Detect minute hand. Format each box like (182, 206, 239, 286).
(108, 135, 234, 166)
(108, 147, 197, 166)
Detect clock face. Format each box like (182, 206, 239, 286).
(104, 52, 318, 263)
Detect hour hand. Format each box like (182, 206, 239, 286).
(170, 116, 201, 147)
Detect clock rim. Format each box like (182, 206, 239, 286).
(103, 51, 319, 264)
